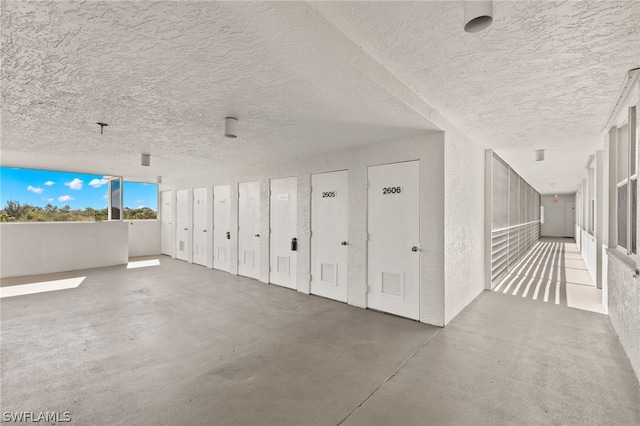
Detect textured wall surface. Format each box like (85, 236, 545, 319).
(443, 127, 486, 324)
(310, 1, 640, 194)
(0, 222, 128, 278)
(126, 220, 161, 258)
(163, 134, 447, 325)
(607, 255, 640, 381)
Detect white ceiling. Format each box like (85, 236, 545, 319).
(1, 1, 638, 192)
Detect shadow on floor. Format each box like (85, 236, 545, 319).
(493, 237, 605, 314)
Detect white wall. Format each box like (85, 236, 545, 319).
(607, 255, 640, 380)
(443, 127, 485, 324)
(163, 132, 486, 327)
(0, 222, 128, 278)
(541, 194, 575, 237)
(126, 220, 161, 257)
(163, 133, 450, 326)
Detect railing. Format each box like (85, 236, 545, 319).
(491, 221, 541, 284)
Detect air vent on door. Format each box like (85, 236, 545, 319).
(381, 272, 404, 298)
(321, 263, 337, 285)
(244, 250, 254, 267)
(277, 256, 290, 275)
(217, 247, 227, 261)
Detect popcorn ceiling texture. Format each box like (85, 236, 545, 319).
(309, 0, 640, 194)
(0, 1, 440, 182)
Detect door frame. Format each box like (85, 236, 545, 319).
(366, 159, 421, 321)
(310, 169, 349, 302)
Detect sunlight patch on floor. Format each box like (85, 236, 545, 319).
(127, 259, 161, 269)
(0, 277, 86, 298)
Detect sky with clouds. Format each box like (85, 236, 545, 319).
(1, 167, 157, 211)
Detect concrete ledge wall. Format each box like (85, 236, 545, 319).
(126, 220, 161, 257)
(608, 254, 640, 381)
(0, 222, 129, 278)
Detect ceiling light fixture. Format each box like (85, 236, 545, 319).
(535, 150, 545, 161)
(96, 122, 108, 134)
(141, 153, 151, 167)
(464, 1, 493, 33)
(225, 117, 238, 138)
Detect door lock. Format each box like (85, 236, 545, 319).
(184, 228, 188, 231)
(203, 230, 207, 232)
(254, 234, 260, 237)
(411, 246, 419, 252)
(341, 241, 348, 246)
(291, 237, 298, 251)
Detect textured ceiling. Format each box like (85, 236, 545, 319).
(310, 0, 640, 194)
(0, 1, 440, 182)
(1, 1, 639, 192)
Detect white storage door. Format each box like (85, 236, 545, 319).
(160, 191, 174, 257)
(192, 187, 208, 266)
(311, 171, 348, 302)
(367, 161, 420, 320)
(213, 185, 232, 272)
(270, 177, 297, 289)
(175, 189, 189, 262)
(238, 181, 261, 279)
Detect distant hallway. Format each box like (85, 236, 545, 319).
(494, 237, 605, 314)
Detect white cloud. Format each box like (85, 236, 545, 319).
(103, 194, 109, 200)
(27, 185, 44, 194)
(89, 178, 107, 188)
(44, 181, 55, 186)
(137, 205, 147, 209)
(64, 178, 83, 190)
(58, 195, 74, 202)
(47, 198, 54, 202)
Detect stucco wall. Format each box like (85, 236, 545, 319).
(164, 133, 447, 326)
(0, 222, 128, 278)
(443, 127, 485, 325)
(126, 220, 161, 258)
(607, 254, 640, 380)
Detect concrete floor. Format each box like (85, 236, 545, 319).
(1, 256, 639, 425)
(494, 237, 606, 314)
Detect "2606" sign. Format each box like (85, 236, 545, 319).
(382, 187, 402, 194)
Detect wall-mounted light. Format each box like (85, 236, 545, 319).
(225, 117, 238, 138)
(464, 1, 493, 33)
(141, 153, 151, 167)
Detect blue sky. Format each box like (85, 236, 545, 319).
(0, 167, 157, 211)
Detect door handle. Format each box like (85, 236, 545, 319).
(411, 246, 419, 252)
(203, 230, 207, 232)
(291, 238, 298, 251)
(226, 232, 231, 240)
(254, 234, 260, 237)
(184, 228, 188, 231)
(341, 241, 348, 246)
